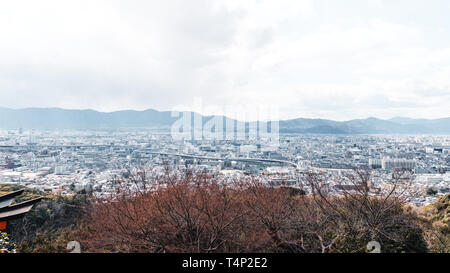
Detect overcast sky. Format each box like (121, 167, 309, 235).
(0, 0, 449, 120)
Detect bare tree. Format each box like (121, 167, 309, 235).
(84, 168, 427, 253)
(303, 168, 427, 252)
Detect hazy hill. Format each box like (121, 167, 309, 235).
(0, 107, 449, 134)
(280, 117, 450, 134)
(0, 107, 177, 130)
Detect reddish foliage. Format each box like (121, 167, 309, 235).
(83, 168, 426, 253)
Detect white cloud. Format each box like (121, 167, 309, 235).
(0, 0, 449, 120)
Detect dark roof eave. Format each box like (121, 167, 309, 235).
(0, 189, 25, 202)
(0, 211, 30, 222)
(0, 197, 43, 213)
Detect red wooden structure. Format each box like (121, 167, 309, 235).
(0, 189, 42, 231)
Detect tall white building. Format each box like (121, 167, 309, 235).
(381, 157, 415, 170)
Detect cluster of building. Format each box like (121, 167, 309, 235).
(0, 129, 448, 206)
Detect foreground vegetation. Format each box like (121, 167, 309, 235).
(2, 169, 449, 253)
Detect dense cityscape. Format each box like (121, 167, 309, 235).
(1, 128, 448, 207)
(1, 0, 450, 261)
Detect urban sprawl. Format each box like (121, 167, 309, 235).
(0, 129, 449, 207)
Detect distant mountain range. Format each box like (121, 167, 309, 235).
(0, 107, 449, 134)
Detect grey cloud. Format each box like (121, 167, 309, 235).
(0, 0, 449, 120)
